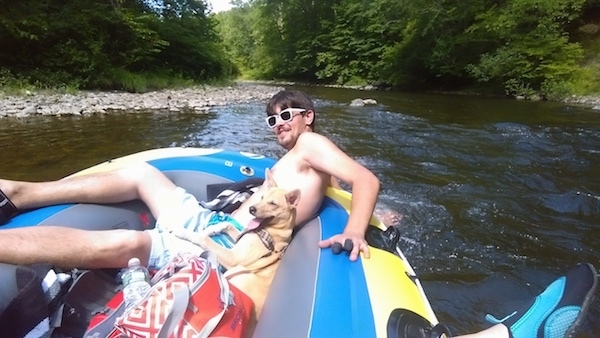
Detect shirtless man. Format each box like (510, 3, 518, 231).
(0, 90, 595, 338)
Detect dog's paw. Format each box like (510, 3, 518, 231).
(168, 227, 196, 242)
(202, 222, 230, 236)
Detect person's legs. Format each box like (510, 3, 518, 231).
(0, 226, 151, 269)
(0, 162, 189, 269)
(0, 162, 178, 221)
(0, 186, 216, 270)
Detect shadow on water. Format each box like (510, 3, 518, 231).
(0, 86, 599, 335)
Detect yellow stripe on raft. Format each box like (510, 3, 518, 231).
(363, 248, 436, 337)
(69, 147, 223, 177)
(325, 187, 438, 337)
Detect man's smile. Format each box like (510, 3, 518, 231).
(275, 126, 290, 136)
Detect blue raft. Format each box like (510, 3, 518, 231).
(1, 147, 440, 338)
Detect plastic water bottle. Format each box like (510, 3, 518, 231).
(121, 257, 151, 311)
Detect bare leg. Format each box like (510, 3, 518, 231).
(0, 162, 178, 219)
(0, 226, 152, 269)
(454, 325, 508, 338)
(0, 162, 181, 268)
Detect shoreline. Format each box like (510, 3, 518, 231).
(0, 83, 285, 118)
(248, 79, 600, 109)
(1, 82, 598, 119)
(562, 94, 600, 108)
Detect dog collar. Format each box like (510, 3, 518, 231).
(237, 228, 279, 257)
(255, 229, 275, 252)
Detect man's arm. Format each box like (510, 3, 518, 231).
(329, 176, 342, 189)
(296, 132, 380, 261)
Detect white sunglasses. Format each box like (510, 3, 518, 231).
(265, 108, 306, 128)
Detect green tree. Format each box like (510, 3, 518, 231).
(465, 0, 586, 97)
(246, 0, 337, 80)
(0, 0, 167, 88)
(378, 0, 491, 89)
(0, 0, 228, 90)
(215, 1, 257, 77)
(316, 0, 403, 85)
(145, 0, 228, 80)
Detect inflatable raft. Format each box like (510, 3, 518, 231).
(1, 147, 440, 338)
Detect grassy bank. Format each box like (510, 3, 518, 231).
(0, 68, 238, 95)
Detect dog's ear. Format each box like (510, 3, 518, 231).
(264, 168, 278, 189)
(285, 189, 301, 208)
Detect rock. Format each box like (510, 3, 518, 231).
(350, 99, 365, 106)
(350, 98, 378, 106)
(529, 94, 542, 101)
(593, 105, 600, 110)
(21, 105, 37, 115)
(15, 111, 29, 119)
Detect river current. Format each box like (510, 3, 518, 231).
(1, 85, 599, 335)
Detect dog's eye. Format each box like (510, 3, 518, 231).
(268, 201, 278, 206)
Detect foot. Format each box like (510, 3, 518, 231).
(166, 225, 196, 242)
(374, 208, 403, 227)
(486, 263, 597, 338)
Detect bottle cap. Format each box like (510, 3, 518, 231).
(128, 257, 141, 267)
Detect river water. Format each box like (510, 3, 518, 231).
(1, 85, 599, 335)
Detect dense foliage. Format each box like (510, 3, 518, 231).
(1, 0, 599, 97)
(0, 0, 227, 91)
(217, 0, 600, 98)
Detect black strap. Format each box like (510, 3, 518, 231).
(387, 308, 453, 338)
(0, 264, 53, 338)
(202, 177, 264, 214)
(82, 300, 125, 338)
(58, 269, 122, 338)
(430, 323, 453, 338)
(365, 224, 402, 255)
(237, 228, 276, 256)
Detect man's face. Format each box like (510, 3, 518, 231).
(267, 106, 313, 150)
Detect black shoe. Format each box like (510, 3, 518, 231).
(0, 189, 18, 225)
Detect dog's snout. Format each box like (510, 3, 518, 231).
(249, 206, 256, 215)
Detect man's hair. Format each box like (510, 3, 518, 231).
(266, 90, 316, 131)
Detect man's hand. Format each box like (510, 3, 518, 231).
(318, 231, 370, 261)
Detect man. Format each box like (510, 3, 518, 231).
(0, 90, 595, 338)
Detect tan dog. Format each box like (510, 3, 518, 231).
(170, 169, 301, 328)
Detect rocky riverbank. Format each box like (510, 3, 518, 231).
(563, 94, 600, 109)
(1, 82, 598, 119)
(0, 83, 285, 118)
